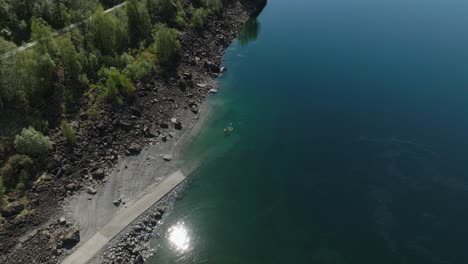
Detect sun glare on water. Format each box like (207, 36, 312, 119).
(167, 222, 190, 252)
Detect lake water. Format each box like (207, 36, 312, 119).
(149, 0, 468, 263)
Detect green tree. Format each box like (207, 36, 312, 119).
(153, 23, 180, 65)
(69, 0, 99, 22)
(0, 154, 36, 191)
(14, 127, 53, 157)
(0, 37, 19, 109)
(57, 36, 84, 110)
(61, 120, 77, 146)
(204, 0, 223, 14)
(31, 17, 57, 56)
(126, 0, 152, 42)
(91, 6, 127, 55)
(148, 0, 185, 25)
(57, 36, 82, 81)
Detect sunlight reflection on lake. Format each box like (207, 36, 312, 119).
(167, 222, 190, 252)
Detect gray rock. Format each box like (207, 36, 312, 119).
(113, 199, 122, 207)
(169, 132, 176, 138)
(163, 155, 173, 161)
(182, 72, 192, 80)
(171, 118, 182, 130)
(59, 217, 66, 224)
(134, 224, 143, 232)
(0, 203, 24, 218)
(119, 120, 133, 131)
(196, 83, 207, 88)
(128, 144, 142, 155)
(190, 105, 199, 114)
(220, 66, 227, 73)
(86, 187, 97, 195)
(208, 88, 218, 94)
(66, 183, 76, 191)
(147, 126, 160, 138)
(61, 227, 80, 248)
(92, 168, 105, 179)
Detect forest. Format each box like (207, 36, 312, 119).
(0, 0, 223, 197)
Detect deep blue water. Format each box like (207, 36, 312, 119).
(149, 0, 468, 263)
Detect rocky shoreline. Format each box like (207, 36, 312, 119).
(0, 0, 266, 263)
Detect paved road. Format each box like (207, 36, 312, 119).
(61, 170, 186, 264)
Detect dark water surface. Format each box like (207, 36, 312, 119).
(149, 0, 468, 263)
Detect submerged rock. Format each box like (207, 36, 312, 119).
(208, 89, 218, 94)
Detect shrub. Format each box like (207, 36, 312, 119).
(14, 127, 53, 157)
(0, 180, 4, 200)
(0, 154, 36, 191)
(192, 8, 209, 29)
(153, 24, 181, 65)
(61, 120, 77, 146)
(204, 0, 223, 14)
(122, 51, 155, 81)
(102, 69, 136, 104)
(88, 106, 101, 120)
(148, 0, 186, 25)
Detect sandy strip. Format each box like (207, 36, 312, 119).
(62, 170, 186, 264)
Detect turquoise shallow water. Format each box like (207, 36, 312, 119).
(149, 0, 468, 263)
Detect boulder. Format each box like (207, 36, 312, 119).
(208, 89, 218, 94)
(147, 126, 160, 138)
(128, 144, 142, 155)
(92, 168, 105, 179)
(196, 83, 207, 88)
(190, 105, 199, 114)
(220, 66, 227, 73)
(1, 203, 24, 218)
(61, 227, 80, 249)
(118, 120, 133, 131)
(171, 118, 182, 130)
(204, 61, 220, 73)
(163, 155, 173, 161)
(182, 72, 192, 80)
(86, 187, 97, 195)
(113, 198, 122, 207)
(66, 183, 76, 191)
